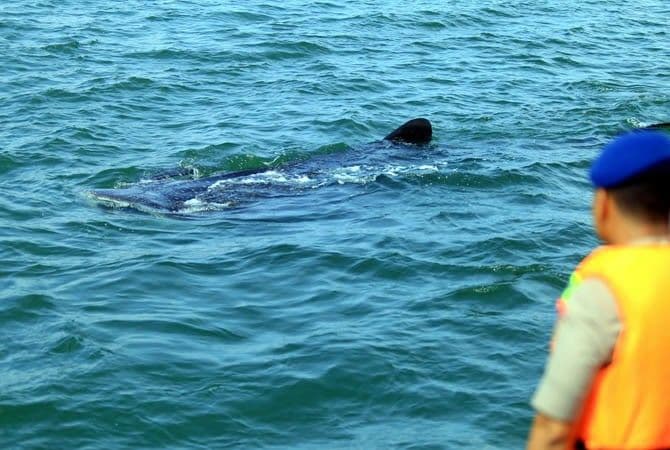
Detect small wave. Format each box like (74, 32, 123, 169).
(0, 294, 57, 323)
(50, 334, 85, 354)
(40, 88, 87, 101)
(43, 40, 80, 53)
(416, 20, 447, 30)
(89, 167, 145, 188)
(551, 54, 586, 67)
(247, 40, 332, 62)
(285, 40, 332, 55)
(107, 76, 155, 91)
(434, 169, 543, 189)
(0, 154, 20, 175)
(227, 10, 275, 23)
(126, 48, 197, 60)
(480, 6, 518, 18)
(75, 76, 160, 97)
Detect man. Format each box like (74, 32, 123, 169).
(527, 130, 670, 449)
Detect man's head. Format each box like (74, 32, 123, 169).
(590, 131, 670, 244)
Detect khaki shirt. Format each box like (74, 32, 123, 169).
(531, 278, 620, 420)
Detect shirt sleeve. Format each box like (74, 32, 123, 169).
(531, 278, 621, 421)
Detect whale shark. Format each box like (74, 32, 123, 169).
(89, 118, 433, 213)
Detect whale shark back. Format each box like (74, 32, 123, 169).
(89, 168, 268, 212)
(88, 118, 434, 213)
(90, 186, 175, 212)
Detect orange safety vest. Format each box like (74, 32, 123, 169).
(559, 244, 670, 449)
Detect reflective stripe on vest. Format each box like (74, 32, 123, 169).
(567, 245, 670, 448)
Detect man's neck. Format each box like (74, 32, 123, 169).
(609, 219, 670, 245)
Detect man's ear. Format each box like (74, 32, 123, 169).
(594, 189, 608, 219)
(593, 188, 610, 241)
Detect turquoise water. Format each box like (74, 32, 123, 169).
(1, 1, 668, 448)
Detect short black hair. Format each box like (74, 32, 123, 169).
(609, 163, 670, 223)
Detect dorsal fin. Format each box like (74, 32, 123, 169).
(383, 118, 432, 145)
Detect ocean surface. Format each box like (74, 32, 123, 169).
(1, 0, 668, 448)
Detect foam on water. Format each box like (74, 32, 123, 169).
(209, 170, 317, 189)
(180, 198, 234, 214)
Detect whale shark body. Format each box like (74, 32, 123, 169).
(88, 118, 433, 214)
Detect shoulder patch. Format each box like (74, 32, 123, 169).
(556, 272, 583, 316)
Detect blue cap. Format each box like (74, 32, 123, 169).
(590, 131, 670, 188)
